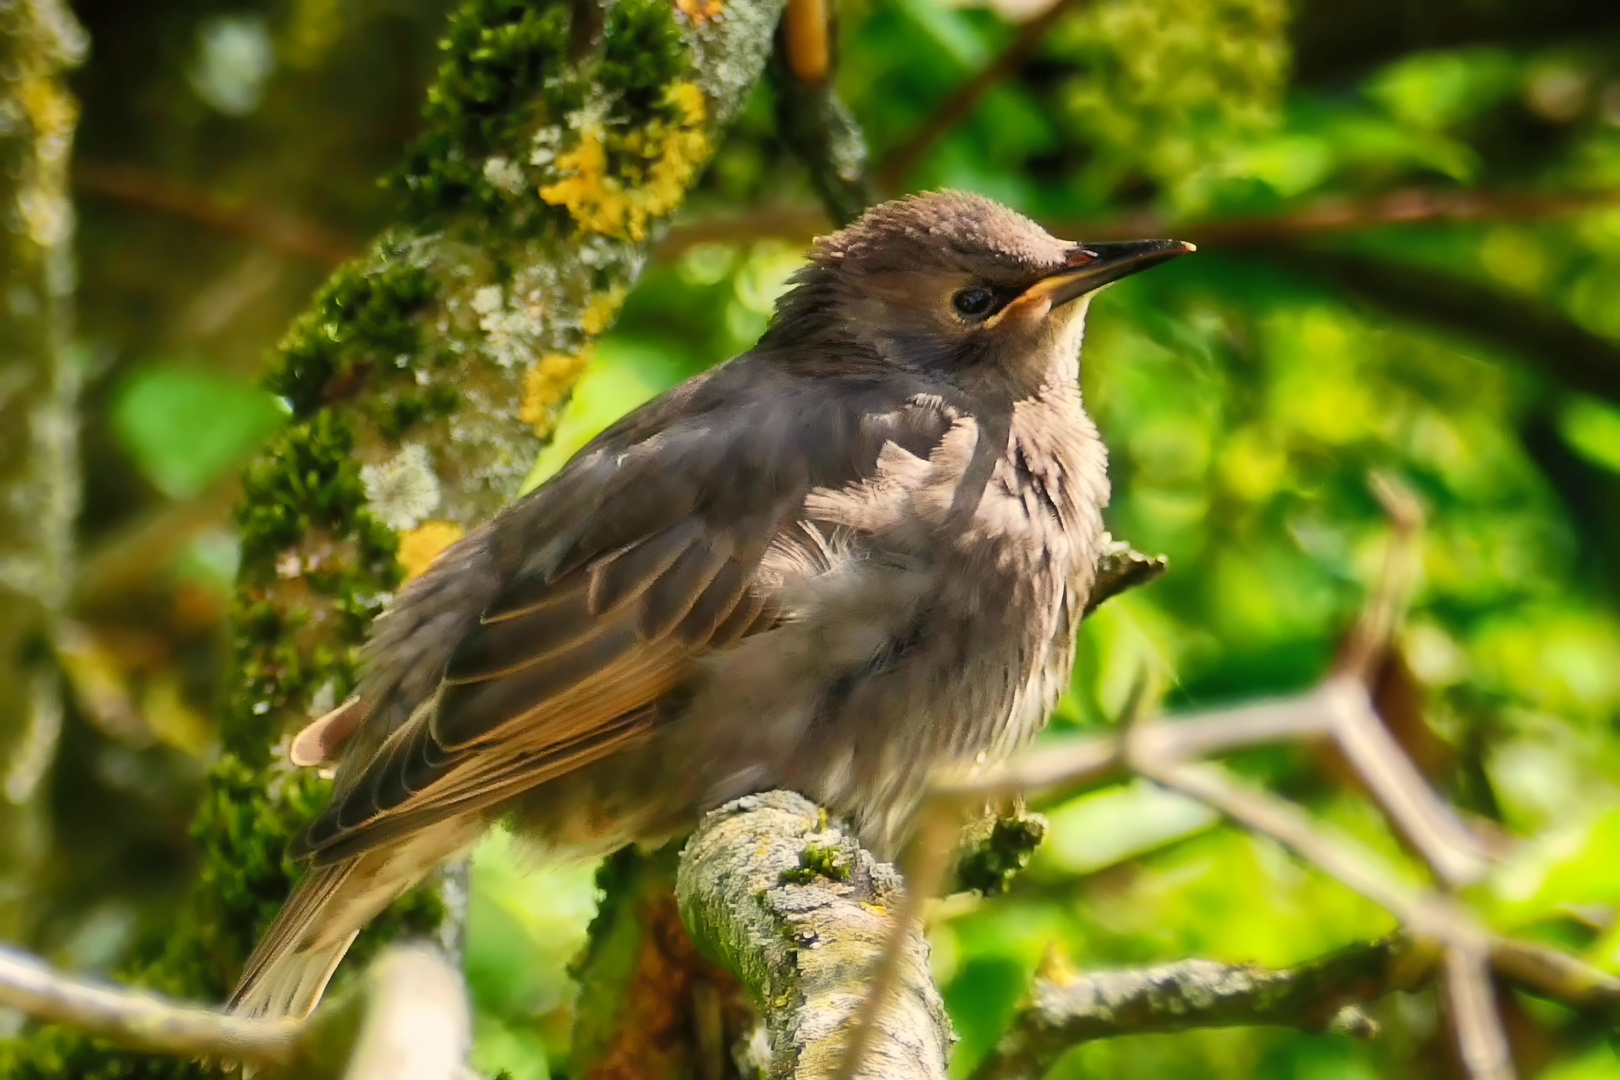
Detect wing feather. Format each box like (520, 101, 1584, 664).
(295, 376, 967, 865)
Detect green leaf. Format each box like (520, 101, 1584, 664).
(1559, 395, 1620, 475)
(1363, 46, 1520, 130)
(112, 364, 286, 498)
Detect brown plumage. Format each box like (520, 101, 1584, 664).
(230, 191, 1192, 1019)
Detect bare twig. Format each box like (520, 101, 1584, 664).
(0, 946, 300, 1068)
(1321, 677, 1489, 889)
(74, 159, 361, 267)
(1445, 943, 1515, 1080)
(1338, 473, 1424, 682)
(1161, 187, 1620, 248)
(0, 942, 471, 1078)
(1330, 474, 1488, 889)
(1489, 938, 1620, 1017)
(1142, 761, 1515, 1080)
(1143, 760, 1435, 923)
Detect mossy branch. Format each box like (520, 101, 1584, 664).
(1, 0, 788, 1075)
(676, 792, 954, 1080)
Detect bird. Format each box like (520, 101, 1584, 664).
(229, 190, 1192, 1019)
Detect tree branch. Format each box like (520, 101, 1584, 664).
(0, 0, 85, 942)
(5, 4, 793, 1075)
(1084, 537, 1168, 616)
(657, 186, 1620, 264)
(0, 943, 472, 1079)
(676, 791, 954, 1080)
(770, 61, 876, 227)
(1252, 247, 1620, 408)
(969, 938, 1411, 1080)
(73, 159, 360, 267)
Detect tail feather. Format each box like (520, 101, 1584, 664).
(230, 824, 476, 1019)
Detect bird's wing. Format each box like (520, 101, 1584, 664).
(292, 366, 963, 864)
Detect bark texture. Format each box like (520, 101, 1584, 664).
(677, 792, 954, 1080)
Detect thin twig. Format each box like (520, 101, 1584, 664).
(1322, 677, 1489, 889)
(1164, 187, 1620, 248)
(1338, 472, 1424, 682)
(0, 942, 474, 1078)
(1445, 943, 1515, 1080)
(968, 937, 1411, 1080)
(655, 186, 1620, 264)
(1142, 760, 1437, 924)
(0, 947, 300, 1069)
(1140, 761, 1515, 1080)
(1327, 473, 1489, 888)
(74, 159, 360, 267)
(876, 0, 1091, 192)
(1488, 938, 1620, 1016)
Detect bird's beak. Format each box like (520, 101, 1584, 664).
(1020, 239, 1196, 311)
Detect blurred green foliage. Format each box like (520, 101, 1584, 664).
(10, 0, 1620, 1077)
(111, 365, 284, 498)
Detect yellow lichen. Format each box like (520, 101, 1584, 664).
(521, 345, 595, 436)
(676, 0, 725, 25)
(398, 521, 466, 582)
(582, 286, 628, 336)
(538, 81, 711, 242)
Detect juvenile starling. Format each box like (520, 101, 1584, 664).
(230, 191, 1192, 1018)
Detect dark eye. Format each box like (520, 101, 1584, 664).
(953, 287, 994, 318)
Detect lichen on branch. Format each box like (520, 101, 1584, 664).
(677, 792, 954, 1080)
(0, 0, 789, 1074)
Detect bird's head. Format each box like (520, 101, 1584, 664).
(764, 191, 1193, 394)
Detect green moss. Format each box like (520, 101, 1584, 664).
(568, 844, 685, 1067)
(237, 413, 364, 564)
(953, 812, 1049, 898)
(392, 0, 694, 224)
(393, 0, 575, 218)
(779, 843, 850, 885)
(0, 1032, 213, 1080)
(369, 380, 460, 441)
(599, 0, 690, 112)
(265, 251, 433, 419)
(226, 410, 397, 757)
